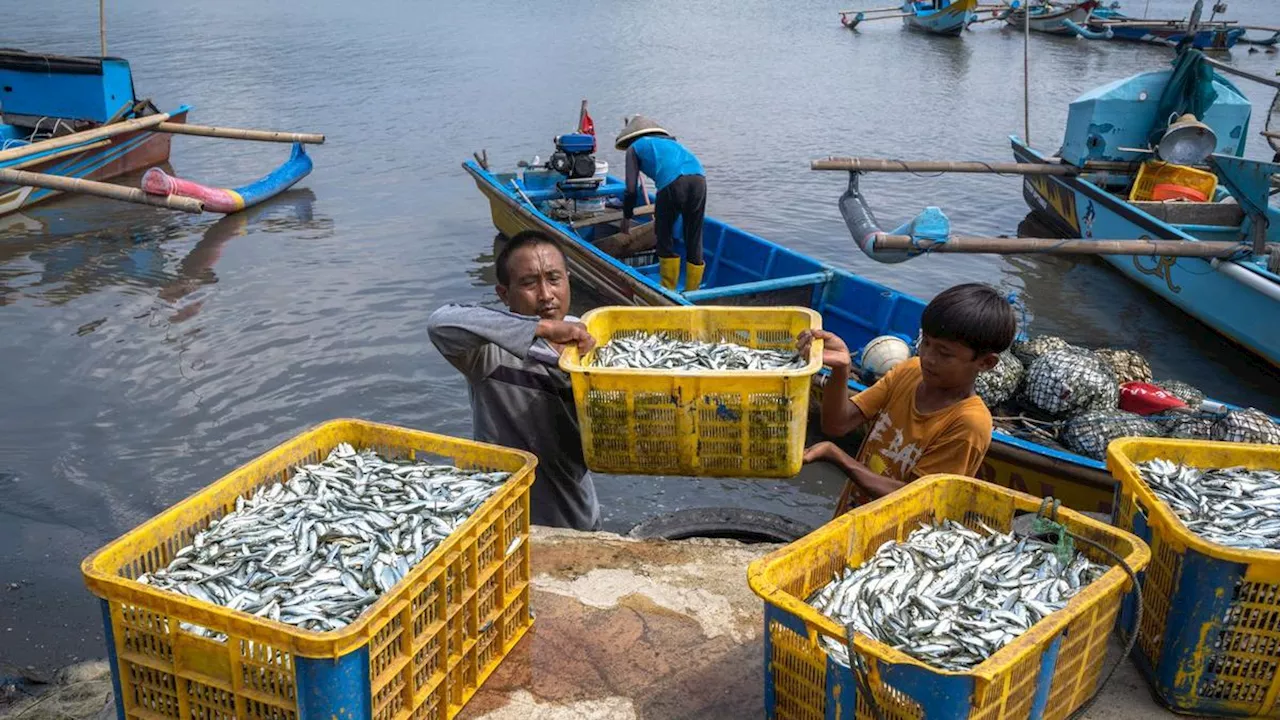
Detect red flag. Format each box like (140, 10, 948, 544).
(579, 109, 595, 136)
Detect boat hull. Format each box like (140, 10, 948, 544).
(1013, 139, 1280, 369)
(0, 109, 189, 218)
(464, 159, 1119, 514)
(1004, 2, 1096, 35)
(903, 0, 977, 36)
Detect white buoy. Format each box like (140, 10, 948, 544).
(860, 335, 912, 377)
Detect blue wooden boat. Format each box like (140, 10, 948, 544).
(999, 0, 1111, 38)
(1005, 47, 1280, 369)
(0, 49, 317, 218)
(1087, 7, 1247, 49)
(463, 128, 1265, 515)
(902, 0, 978, 36)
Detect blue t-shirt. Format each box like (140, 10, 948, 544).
(629, 135, 704, 191)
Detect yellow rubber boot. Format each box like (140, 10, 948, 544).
(658, 256, 680, 290)
(684, 261, 705, 293)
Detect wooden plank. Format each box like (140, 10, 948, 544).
(10, 140, 112, 170)
(571, 205, 655, 228)
(811, 157, 1079, 175)
(593, 223, 657, 258)
(1131, 201, 1245, 227)
(155, 122, 325, 144)
(873, 234, 1270, 258)
(0, 167, 203, 213)
(0, 113, 170, 165)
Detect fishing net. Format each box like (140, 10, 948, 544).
(1021, 348, 1119, 418)
(1061, 409, 1161, 460)
(975, 351, 1024, 408)
(1012, 335, 1070, 366)
(1153, 378, 1205, 410)
(1094, 348, 1153, 385)
(1211, 408, 1280, 445)
(1162, 414, 1217, 440)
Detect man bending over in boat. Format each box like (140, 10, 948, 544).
(615, 115, 707, 293)
(799, 283, 1016, 514)
(427, 231, 602, 531)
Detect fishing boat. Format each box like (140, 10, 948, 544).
(902, 0, 979, 37)
(999, 0, 1109, 37)
(1087, 7, 1247, 49)
(0, 49, 322, 219)
(1009, 47, 1280, 369)
(465, 127, 1156, 516)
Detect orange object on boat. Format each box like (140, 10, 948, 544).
(1150, 183, 1209, 202)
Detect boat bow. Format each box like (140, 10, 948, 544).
(143, 142, 312, 214)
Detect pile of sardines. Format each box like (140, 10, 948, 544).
(590, 331, 805, 371)
(1137, 459, 1280, 550)
(808, 520, 1107, 671)
(138, 443, 511, 636)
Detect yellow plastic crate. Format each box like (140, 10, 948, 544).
(747, 474, 1150, 720)
(1107, 438, 1280, 717)
(81, 418, 537, 720)
(558, 305, 822, 477)
(1127, 160, 1218, 202)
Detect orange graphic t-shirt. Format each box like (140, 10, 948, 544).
(850, 357, 993, 485)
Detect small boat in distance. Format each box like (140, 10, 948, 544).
(903, 0, 979, 36)
(0, 48, 323, 219)
(1000, 0, 1108, 38)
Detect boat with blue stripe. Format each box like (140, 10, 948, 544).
(0, 49, 322, 218)
(902, 0, 979, 36)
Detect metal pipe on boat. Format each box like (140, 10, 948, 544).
(871, 234, 1274, 258)
(1210, 257, 1280, 303)
(0, 167, 204, 214)
(0, 112, 171, 165)
(154, 122, 325, 145)
(1202, 57, 1280, 91)
(813, 157, 1082, 175)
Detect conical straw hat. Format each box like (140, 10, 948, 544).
(614, 115, 670, 150)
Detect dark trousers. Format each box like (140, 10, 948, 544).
(654, 174, 706, 265)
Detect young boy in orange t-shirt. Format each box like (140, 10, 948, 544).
(800, 283, 1016, 514)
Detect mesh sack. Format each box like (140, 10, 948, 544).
(1162, 414, 1216, 440)
(1012, 335, 1069, 366)
(1021, 348, 1119, 418)
(976, 351, 1024, 408)
(1094, 348, 1153, 385)
(1153, 378, 1205, 410)
(1062, 409, 1161, 460)
(1211, 408, 1280, 445)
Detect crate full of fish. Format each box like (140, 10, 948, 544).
(558, 305, 822, 477)
(1107, 437, 1280, 717)
(747, 474, 1149, 720)
(81, 418, 537, 720)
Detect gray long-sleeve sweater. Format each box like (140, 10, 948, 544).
(427, 304, 601, 531)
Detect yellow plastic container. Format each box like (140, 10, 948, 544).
(747, 474, 1150, 720)
(1127, 160, 1218, 203)
(558, 305, 822, 478)
(1107, 438, 1280, 717)
(81, 418, 537, 720)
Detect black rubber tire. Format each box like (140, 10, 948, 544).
(627, 507, 815, 544)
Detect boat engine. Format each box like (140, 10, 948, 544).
(547, 133, 597, 181)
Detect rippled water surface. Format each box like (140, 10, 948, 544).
(3, 0, 1278, 671)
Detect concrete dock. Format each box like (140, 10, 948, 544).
(2, 527, 1207, 720)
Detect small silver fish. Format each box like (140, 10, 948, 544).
(137, 443, 512, 637)
(1137, 459, 1280, 550)
(807, 519, 1106, 671)
(589, 331, 805, 372)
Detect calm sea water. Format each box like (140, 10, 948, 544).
(2, 0, 1277, 672)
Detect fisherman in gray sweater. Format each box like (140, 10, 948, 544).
(427, 230, 602, 531)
